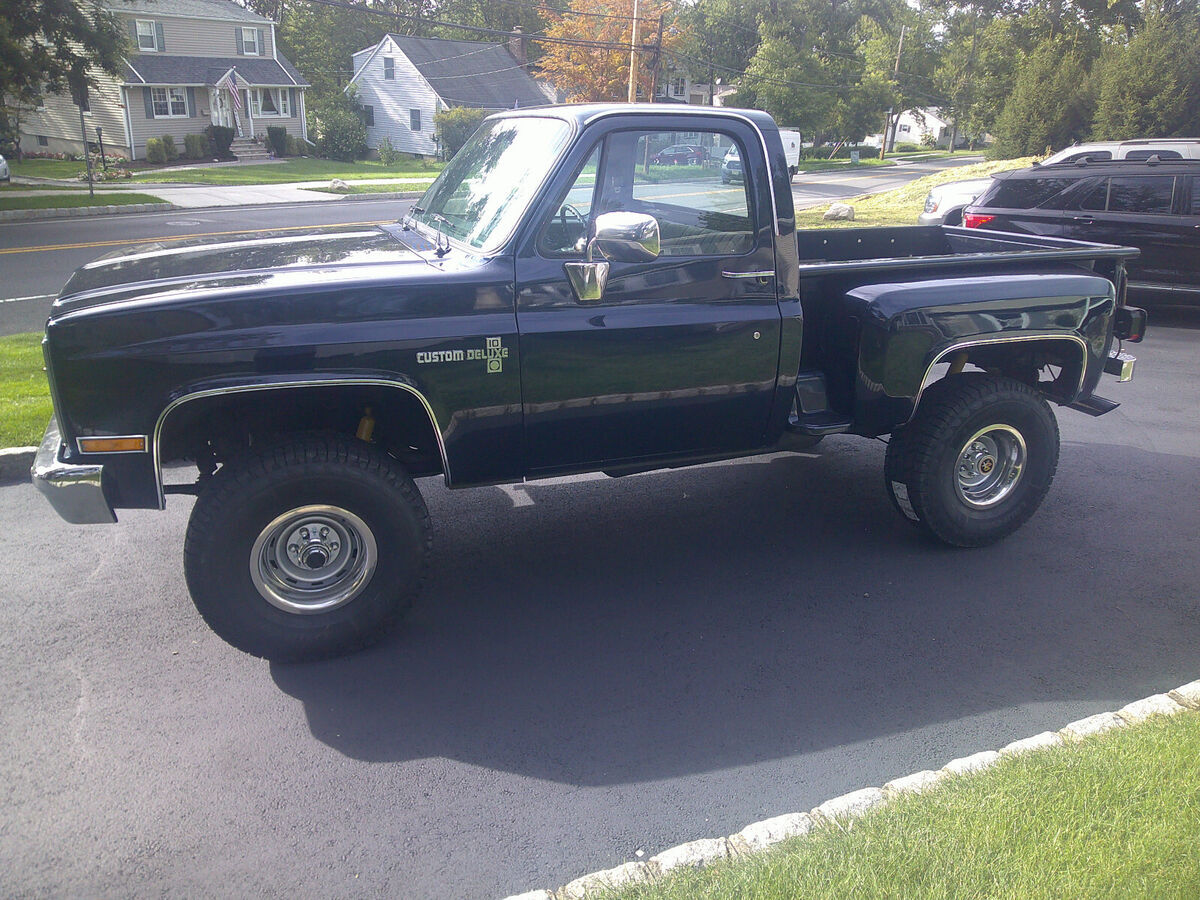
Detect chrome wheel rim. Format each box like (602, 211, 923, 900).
(954, 425, 1027, 509)
(249, 505, 377, 614)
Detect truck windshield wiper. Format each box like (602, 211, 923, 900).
(430, 213, 453, 257)
(400, 205, 424, 230)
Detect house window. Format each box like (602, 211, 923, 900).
(410, 109, 420, 132)
(384, 57, 394, 80)
(671, 76, 685, 96)
(362, 105, 374, 127)
(37, 135, 49, 146)
(241, 27, 259, 55)
(899, 124, 910, 133)
(152, 87, 188, 118)
(137, 20, 158, 51)
(78, 85, 90, 113)
(250, 88, 290, 117)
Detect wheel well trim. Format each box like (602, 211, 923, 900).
(909, 333, 1089, 423)
(152, 378, 450, 509)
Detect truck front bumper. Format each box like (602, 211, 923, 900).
(32, 416, 117, 524)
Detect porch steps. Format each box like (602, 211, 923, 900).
(230, 138, 271, 161)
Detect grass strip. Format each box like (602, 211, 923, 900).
(796, 156, 1039, 228)
(605, 711, 1200, 900)
(304, 181, 436, 195)
(793, 157, 896, 173)
(0, 332, 52, 448)
(0, 192, 164, 211)
(129, 157, 443, 185)
(9, 158, 90, 180)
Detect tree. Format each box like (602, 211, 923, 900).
(434, 106, 488, 156)
(989, 38, 1094, 157)
(538, 0, 686, 103)
(0, 0, 128, 154)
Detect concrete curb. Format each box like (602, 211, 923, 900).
(337, 191, 425, 201)
(0, 447, 36, 484)
(504, 678, 1200, 900)
(0, 202, 174, 221)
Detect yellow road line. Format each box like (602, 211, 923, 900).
(0, 220, 391, 256)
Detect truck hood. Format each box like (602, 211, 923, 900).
(54, 224, 430, 313)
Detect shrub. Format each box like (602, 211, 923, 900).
(308, 98, 367, 161)
(285, 135, 311, 157)
(920, 133, 937, 149)
(377, 135, 400, 166)
(183, 133, 209, 159)
(434, 106, 489, 157)
(204, 125, 235, 159)
(159, 134, 179, 162)
(266, 125, 288, 157)
(894, 141, 921, 153)
(146, 137, 166, 164)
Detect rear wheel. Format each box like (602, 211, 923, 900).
(184, 434, 431, 660)
(884, 374, 1059, 547)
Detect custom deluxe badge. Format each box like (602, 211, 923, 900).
(417, 337, 509, 374)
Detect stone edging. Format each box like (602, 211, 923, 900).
(504, 679, 1200, 900)
(0, 447, 36, 485)
(0, 202, 174, 221)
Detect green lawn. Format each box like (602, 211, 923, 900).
(9, 157, 89, 180)
(305, 180, 436, 195)
(796, 156, 1038, 229)
(608, 710, 1200, 900)
(0, 192, 164, 211)
(793, 157, 896, 174)
(0, 333, 51, 448)
(130, 156, 443, 185)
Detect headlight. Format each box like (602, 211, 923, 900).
(924, 195, 938, 213)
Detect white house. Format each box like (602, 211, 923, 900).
(347, 33, 552, 157)
(866, 108, 952, 149)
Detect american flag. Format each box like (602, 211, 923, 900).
(218, 70, 241, 112)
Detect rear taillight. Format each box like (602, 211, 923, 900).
(963, 213, 995, 229)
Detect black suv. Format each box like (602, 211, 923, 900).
(964, 159, 1200, 308)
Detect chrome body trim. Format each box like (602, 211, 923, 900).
(721, 269, 776, 279)
(911, 333, 1090, 422)
(152, 378, 451, 509)
(75, 434, 150, 455)
(32, 416, 117, 525)
(1127, 281, 1200, 294)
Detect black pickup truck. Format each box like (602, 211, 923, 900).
(34, 105, 1147, 660)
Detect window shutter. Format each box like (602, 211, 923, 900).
(257, 29, 265, 55)
(187, 87, 198, 117)
(143, 87, 155, 119)
(235, 28, 243, 55)
(288, 89, 296, 116)
(129, 20, 138, 43)
(155, 22, 165, 52)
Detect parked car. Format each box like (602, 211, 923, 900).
(0, 153, 9, 182)
(1041, 139, 1200, 166)
(720, 145, 743, 183)
(651, 144, 706, 165)
(964, 158, 1200, 307)
(917, 177, 993, 225)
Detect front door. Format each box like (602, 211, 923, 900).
(209, 87, 232, 129)
(514, 119, 782, 474)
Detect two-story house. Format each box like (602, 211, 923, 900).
(19, 0, 309, 161)
(347, 33, 551, 158)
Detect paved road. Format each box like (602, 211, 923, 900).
(0, 156, 982, 336)
(2, 322, 1197, 897)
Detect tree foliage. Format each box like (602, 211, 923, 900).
(434, 106, 489, 156)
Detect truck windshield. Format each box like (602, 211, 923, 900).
(409, 117, 572, 254)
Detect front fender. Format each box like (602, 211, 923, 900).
(847, 271, 1116, 435)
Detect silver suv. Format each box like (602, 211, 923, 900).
(917, 177, 993, 226)
(1042, 139, 1200, 166)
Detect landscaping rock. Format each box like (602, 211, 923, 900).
(1118, 693, 1187, 723)
(730, 812, 815, 854)
(999, 731, 1063, 757)
(883, 769, 945, 796)
(1168, 680, 1200, 710)
(942, 750, 1000, 776)
(812, 787, 885, 823)
(823, 202, 855, 221)
(559, 862, 654, 899)
(650, 838, 728, 873)
(1060, 711, 1126, 740)
(500, 891, 555, 900)
(329, 178, 350, 191)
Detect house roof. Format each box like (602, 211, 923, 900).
(359, 34, 549, 110)
(106, 0, 272, 24)
(123, 53, 309, 87)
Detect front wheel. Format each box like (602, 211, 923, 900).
(884, 374, 1059, 547)
(184, 435, 431, 660)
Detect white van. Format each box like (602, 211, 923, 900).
(1042, 139, 1200, 165)
(777, 130, 802, 175)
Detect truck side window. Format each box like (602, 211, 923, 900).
(538, 144, 601, 256)
(596, 129, 754, 257)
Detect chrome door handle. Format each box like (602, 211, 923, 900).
(1073, 216, 1094, 223)
(721, 270, 775, 280)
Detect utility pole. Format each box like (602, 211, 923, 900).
(627, 0, 641, 103)
(885, 24, 906, 154)
(646, 13, 664, 103)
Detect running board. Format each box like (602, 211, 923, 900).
(787, 411, 853, 436)
(1067, 395, 1119, 417)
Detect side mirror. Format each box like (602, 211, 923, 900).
(564, 212, 660, 303)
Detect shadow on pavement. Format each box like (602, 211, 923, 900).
(271, 438, 1200, 784)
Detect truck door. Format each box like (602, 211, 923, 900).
(514, 119, 782, 474)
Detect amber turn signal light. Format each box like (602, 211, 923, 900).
(78, 436, 146, 453)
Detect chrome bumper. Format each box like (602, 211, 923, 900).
(32, 416, 116, 524)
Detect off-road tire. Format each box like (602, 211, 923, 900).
(884, 374, 1059, 547)
(184, 434, 431, 661)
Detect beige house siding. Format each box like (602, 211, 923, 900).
(116, 13, 274, 59)
(20, 75, 130, 158)
(129, 86, 304, 158)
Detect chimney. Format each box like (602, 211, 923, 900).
(508, 26, 527, 67)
